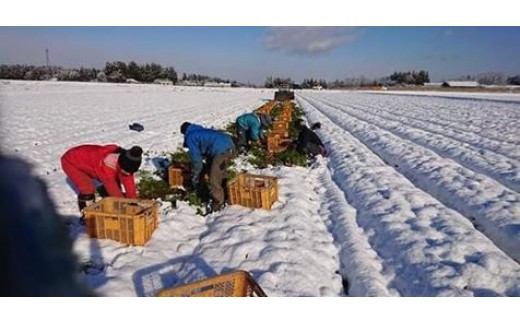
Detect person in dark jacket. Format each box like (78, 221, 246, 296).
(295, 120, 328, 157)
(60, 144, 143, 222)
(180, 122, 235, 212)
(235, 112, 272, 154)
(1, 154, 93, 296)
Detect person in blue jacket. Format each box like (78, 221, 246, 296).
(180, 122, 235, 212)
(235, 112, 272, 154)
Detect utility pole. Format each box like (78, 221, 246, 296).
(45, 48, 50, 68)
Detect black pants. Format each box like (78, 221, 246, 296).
(236, 126, 248, 149)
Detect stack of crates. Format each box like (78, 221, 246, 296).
(156, 270, 267, 297)
(83, 197, 159, 246)
(227, 173, 278, 210)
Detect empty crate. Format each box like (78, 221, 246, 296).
(227, 173, 278, 210)
(156, 270, 267, 297)
(84, 197, 159, 246)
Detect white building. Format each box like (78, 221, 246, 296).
(442, 81, 480, 87)
(424, 82, 442, 87)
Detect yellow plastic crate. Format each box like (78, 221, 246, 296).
(267, 134, 291, 154)
(278, 114, 292, 122)
(270, 129, 289, 139)
(272, 120, 289, 131)
(227, 173, 278, 210)
(156, 270, 267, 297)
(168, 162, 191, 188)
(84, 197, 159, 246)
(255, 100, 276, 114)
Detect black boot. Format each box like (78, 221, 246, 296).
(204, 200, 225, 215)
(77, 194, 95, 225)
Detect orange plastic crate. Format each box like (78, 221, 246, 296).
(168, 162, 191, 188)
(270, 129, 289, 139)
(267, 134, 290, 154)
(272, 120, 289, 131)
(255, 100, 276, 114)
(227, 173, 278, 210)
(156, 270, 267, 297)
(278, 114, 292, 122)
(84, 197, 159, 246)
(267, 134, 281, 154)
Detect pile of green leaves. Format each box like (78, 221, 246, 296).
(292, 105, 304, 119)
(273, 148, 309, 167)
(247, 143, 272, 169)
(169, 149, 191, 163)
(136, 170, 171, 201)
(269, 102, 282, 119)
(222, 121, 237, 135)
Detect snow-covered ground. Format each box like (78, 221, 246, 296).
(1, 80, 519, 297)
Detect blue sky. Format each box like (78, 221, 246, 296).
(0, 27, 519, 84)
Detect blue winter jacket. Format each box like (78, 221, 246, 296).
(236, 113, 262, 141)
(184, 124, 235, 178)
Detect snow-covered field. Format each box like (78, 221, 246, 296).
(1, 80, 519, 297)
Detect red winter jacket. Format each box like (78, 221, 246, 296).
(61, 144, 138, 198)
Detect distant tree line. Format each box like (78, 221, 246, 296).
(264, 70, 520, 89)
(389, 70, 430, 85)
(264, 76, 293, 88)
(452, 72, 520, 86)
(0, 62, 238, 86)
(2, 64, 520, 87)
(0, 61, 177, 83)
(180, 73, 233, 85)
(508, 75, 520, 85)
(99, 61, 178, 83)
(301, 78, 328, 89)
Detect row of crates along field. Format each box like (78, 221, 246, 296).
(83, 92, 298, 296)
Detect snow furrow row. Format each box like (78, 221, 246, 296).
(297, 95, 520, 296)
(364, 92, 520, 144)
(298, 94, 520, 263)
(313, 159, 394, 296)
(306, 95, 520, 192)
(336, 96, 520, 162)
(326, 92, 520, 147)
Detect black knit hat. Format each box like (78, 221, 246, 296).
(118, 146, 143, 174)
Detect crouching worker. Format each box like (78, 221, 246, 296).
(180, 122, 235, 214)
(295, 120, 328, 158)
(60, 144, 143, 223)
(235, 111, 272, 154)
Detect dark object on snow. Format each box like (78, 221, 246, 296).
(129, 123, 144, 132)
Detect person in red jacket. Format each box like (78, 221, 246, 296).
(60, 144, 143, 222)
